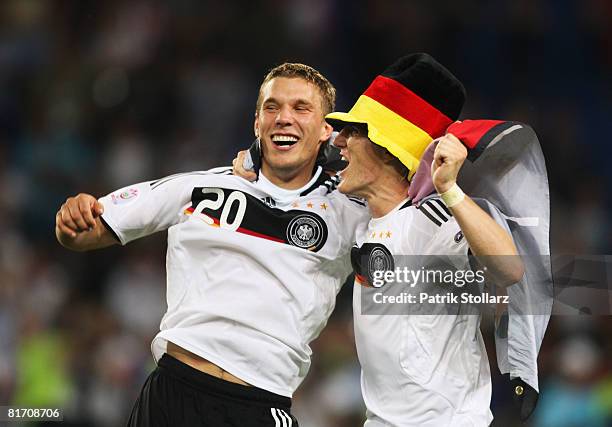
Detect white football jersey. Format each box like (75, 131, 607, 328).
(99, 166, 369, 397)
(352, 195, 497, 427)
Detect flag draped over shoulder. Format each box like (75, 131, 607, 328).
(412, 119, 553, 392)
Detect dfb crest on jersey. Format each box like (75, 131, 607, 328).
(286, 214, 327, 251)
(367, 244, 394, 288)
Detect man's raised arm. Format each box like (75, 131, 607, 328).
(432, 134, 525, 286)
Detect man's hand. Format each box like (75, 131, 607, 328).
(56, 193, 103, 238)
(232, 150, 257, 182)
(55, 193, 116, 251)
(431, 133, 467, 193)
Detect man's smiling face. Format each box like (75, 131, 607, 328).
(254, 77, 332, 181)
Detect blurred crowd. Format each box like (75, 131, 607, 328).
(0, 0, 610, 426)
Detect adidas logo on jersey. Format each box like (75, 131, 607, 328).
(261, 196, 276, 207)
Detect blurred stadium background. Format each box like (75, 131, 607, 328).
(0, 0, 611, 426)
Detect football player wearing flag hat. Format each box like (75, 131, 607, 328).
(325, 53, 550, 426)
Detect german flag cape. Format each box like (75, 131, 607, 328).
(412, 119, 553, 392)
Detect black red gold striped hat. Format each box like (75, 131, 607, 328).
(325, 53, 465, 178)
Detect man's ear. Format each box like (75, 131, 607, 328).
(320, 122, 333, 144)
(254, 113, 260, 138)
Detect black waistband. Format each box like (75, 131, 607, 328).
(158, 354, 291, 408)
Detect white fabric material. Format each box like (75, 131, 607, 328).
(99, 166, 369, 397)
(457, 124, 552, 392)
(353, 197, 495, 426)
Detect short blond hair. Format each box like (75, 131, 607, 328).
(256, 63, 336, 115)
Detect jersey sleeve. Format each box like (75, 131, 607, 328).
(98, 171, 223, 245)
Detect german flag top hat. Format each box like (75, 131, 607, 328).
(326, 53, 466, 179)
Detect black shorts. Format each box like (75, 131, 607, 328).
(127, 354, 298, 427)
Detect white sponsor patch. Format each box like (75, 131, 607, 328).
(111, 188, 139, 205)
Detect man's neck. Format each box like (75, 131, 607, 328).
(365, 190, 408, 219)
(362, 175, 409, 219)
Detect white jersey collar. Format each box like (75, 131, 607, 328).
(256, 166, 323, 206)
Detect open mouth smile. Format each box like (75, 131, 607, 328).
(271, 134, 299, 150)
(339, 149, 351, 174)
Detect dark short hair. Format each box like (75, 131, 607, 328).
(256, 63, 336, 115)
